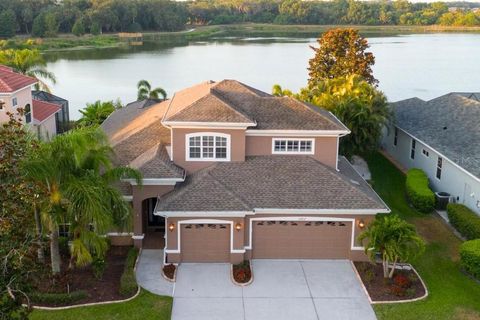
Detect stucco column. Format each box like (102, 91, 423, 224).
(132, 187, 144, 248)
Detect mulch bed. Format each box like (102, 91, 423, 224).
(33, 246, 132, 307)
(354, 261, 426, 302)
(232, 260, 252, 284)
(163, 264, 176, 280)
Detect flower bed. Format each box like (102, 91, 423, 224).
(354, 262, 426, 302)
(232, 261, 252, 284)
(162, 264, 176, 281)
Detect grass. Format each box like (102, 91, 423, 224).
(29, 290, 172, 320)
(365, 152, 480, 320)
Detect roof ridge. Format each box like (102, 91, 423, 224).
(206, 168, 252, 210)
(209, 89, 256, 123)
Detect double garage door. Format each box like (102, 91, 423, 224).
(179, 220, 352, 262)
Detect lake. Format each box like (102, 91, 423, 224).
(44, 33, 480, 119)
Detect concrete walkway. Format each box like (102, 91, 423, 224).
(172, 260, 376, 320)
(135, 249, 173, 296)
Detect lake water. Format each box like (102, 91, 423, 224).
(44, 33, 480, 119)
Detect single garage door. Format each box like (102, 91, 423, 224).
(181, 223, 230, 262)
(252, 220, 352, 259)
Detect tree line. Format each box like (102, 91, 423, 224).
(0, 0, 480, 39)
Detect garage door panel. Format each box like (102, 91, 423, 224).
(252, 221, 351, 259)
(181, 224, 230, 262)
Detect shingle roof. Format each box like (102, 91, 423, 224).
(163, 80, 347, 131)
(129, 143, 184, 179)
(155, 156, 388, 212)
(32, 99, 61, 123)
(0, 65, 37, 93)
(392, 93, 480, 178)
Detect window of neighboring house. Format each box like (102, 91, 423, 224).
(393, 127, 398, 146)
(422, 149, 429, 157)
(0, 99, 5, 110)
(436, 157, 443, 180)
(12, 97, 17, 107)
(24, 104, 31, 123)
(410, 139, 416, 159)
(186, 133, 230, 161)
(272, 138, 314, 154)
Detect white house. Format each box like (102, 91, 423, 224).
(382, 93, 480, 215)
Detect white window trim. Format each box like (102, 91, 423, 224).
(271, 138, 315, 155)
(436, 156, 443, 181)
(12, 97, 18, 107)
(185, 132, 231, 162)
(410, 139, 416, 160)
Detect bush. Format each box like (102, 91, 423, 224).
(92, 257, 106, 279)
(72, 19, 85, 36)
(30, 290, 88, 305)
(405, 168, 435, 213)
(447, 203, 480, 240)
(119, 247, 138, 297)
(460, 239, 480, 279)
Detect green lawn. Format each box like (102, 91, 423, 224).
(30, 290, 172, 320)
(365, 152, 480, 320)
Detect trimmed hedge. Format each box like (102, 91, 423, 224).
(447, 203, 480, 240)
(405, 168, 435, 213)
(460, 239, 480, 279)
(119, 247, 139, 297)
(30, 290, 88, 305)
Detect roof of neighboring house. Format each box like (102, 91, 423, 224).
(163, 80, 348, 131)
(155, 156, 388, 212)
(32, 99, 61, 123)
(101, 99, 184, 182)
(0, 65, 37, 93)
(392, 93, 480, 179)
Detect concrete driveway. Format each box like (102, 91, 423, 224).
(172, 260, 376, 320)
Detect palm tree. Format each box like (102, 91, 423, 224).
(23, 128, 141, 274)
(0, 49, 56, 92)
(271, 84, 293, 97)
(358, 215, 425, 278)
(137, 80, 167, 100)
(77, 100, 121, 127)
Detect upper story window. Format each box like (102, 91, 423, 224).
(24, 104, 31, 123)
(12, 97, 18, 107)
(436, 157, 443, 180)
(410, 139, 416, 160)
(393, 127, 398, 146)
(0, 99, 5, 110)
(186, 133, 230, 161)
(272, 138, 314, 154)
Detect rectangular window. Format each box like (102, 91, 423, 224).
(393, 128, 398, 146)
(12, 97, 17, 107)
(436, 157, 442, 179)
(187, 134, 229, 161)
(422, 149, 429, 157)
(273, 139, 314, 154)
(410, 139, 416, 160)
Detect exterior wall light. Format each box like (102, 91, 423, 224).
(235, 223, 242, 231)
(168, 223, 175, 232)
(358, 220, 365, 229)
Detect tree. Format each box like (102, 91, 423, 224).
(23, 128, 141, 274)
(72, 18, 86, 36)
(308, 28, 377, 86)
(90, 22, 101, 35)
(0, 49, 56, 92)
(137, 80, 167, 100)
(44, 11, 59, 37)
(358, 215, 425, 278)
(0, 10, 16, 39)
(32, 12, 47, 37)
(272, 84, 293, 97)
(78, 100, 122, 127)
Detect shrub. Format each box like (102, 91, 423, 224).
(460, 239, 480, 279)
(72, 19, 85, 36)
(447, 203, 480, 240)
(92, 257, 106, 279)
(30, 291, 88, 305)
(119, 247, 139, 297)
(405, 168, 435, 213)
(393, 273, 411, 288)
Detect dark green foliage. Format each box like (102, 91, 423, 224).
(72, 19, 86, 36)
(460, 239, 480, 279)
(447, 203, 480, 240)
(127, 22, 142, 33)
(90, 22, 101, 35)
(405, 168, 435, 213)
(30, 291, 88, 305)
(92, 257, 107, 279)
(119, 248, 139, 297)
(32, 12, 47, 37)
(0, 9, 16, 38)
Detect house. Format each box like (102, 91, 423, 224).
(0, 65, 65, 139)
(382, 93, 480, 215)
(33, 90, 70, 134)
(102, 80, 389, 264)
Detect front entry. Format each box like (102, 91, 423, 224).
(143, 198, 165, 230)
(180, 223, 230, 262)
(252, 220, 352, 259)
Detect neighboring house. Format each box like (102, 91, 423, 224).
(102, 80, 389, 264)
(33, 90, 70, 134)
(382, 93, 480, 215)
(0, 65, 64, 139)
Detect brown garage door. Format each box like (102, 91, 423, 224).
(252, 220, 352, 259)
(181, 223, 230, 262)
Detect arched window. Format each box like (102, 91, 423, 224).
(185, 132, 231, 161)
(24, 104, 31, 123)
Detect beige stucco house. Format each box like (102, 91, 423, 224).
(102, 80, 390, 264)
